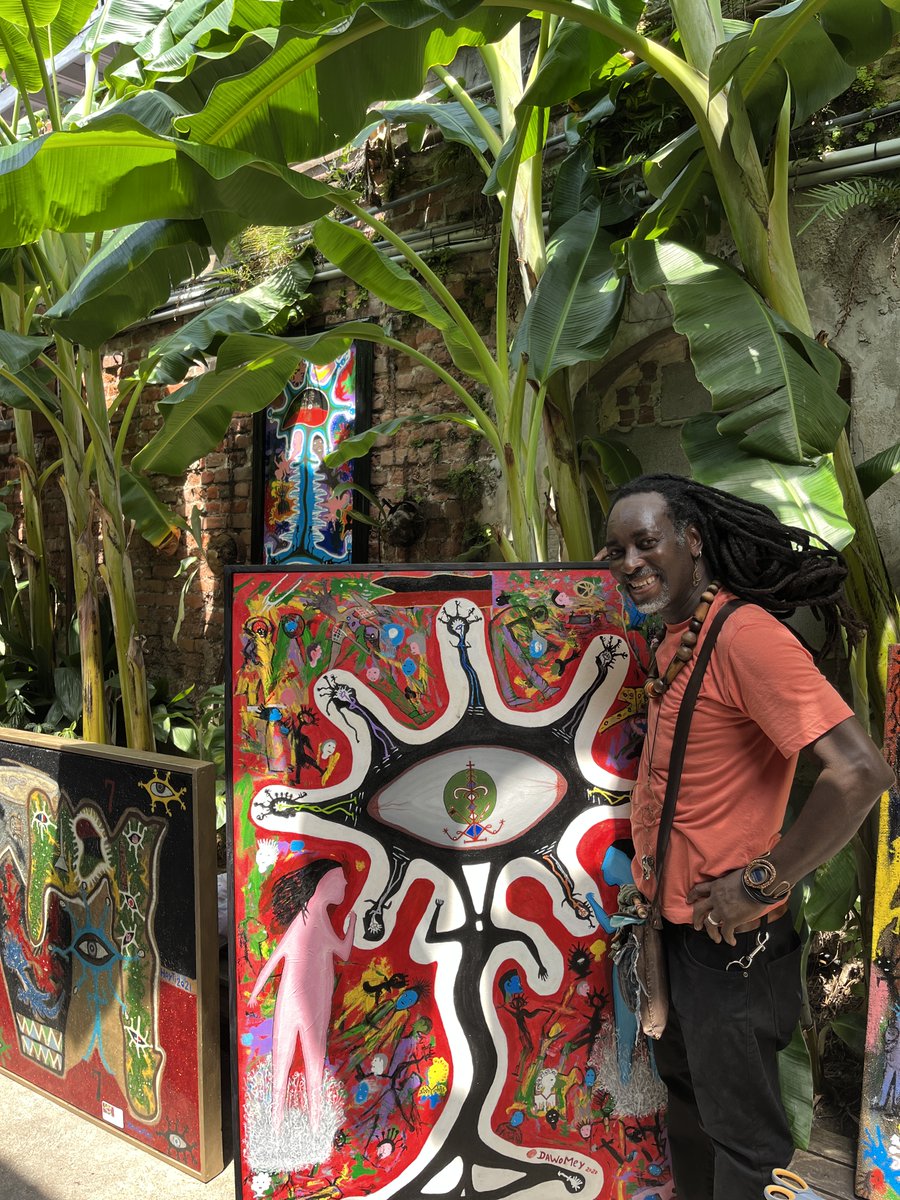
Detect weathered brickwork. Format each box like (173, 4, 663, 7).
(2, 141, 503, 700)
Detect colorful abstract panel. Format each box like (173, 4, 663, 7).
(254, 344, 372, 567)
(0, 729, 222, 1180)
(859, 643, 900, 1197)
(228, 565, 671, 1200)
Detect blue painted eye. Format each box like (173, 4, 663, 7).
(386, 624, 404, 644)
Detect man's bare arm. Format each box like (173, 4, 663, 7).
(688, 715, 895, 945)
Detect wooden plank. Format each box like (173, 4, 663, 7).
(808, 1126, 856, 1166)
(790, 1147, 857, 1199)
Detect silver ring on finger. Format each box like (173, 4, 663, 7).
(705, 913, 723, 928)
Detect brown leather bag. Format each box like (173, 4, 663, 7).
(618, 600, 743, 1040)
(632, 915, 668, 1038)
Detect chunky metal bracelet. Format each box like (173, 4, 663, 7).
(741, 855, 791, 905)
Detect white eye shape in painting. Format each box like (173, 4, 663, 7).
(368, 746, 567, 849)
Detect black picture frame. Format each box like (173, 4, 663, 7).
(250, 333, 375, 566)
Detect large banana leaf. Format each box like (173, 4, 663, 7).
(0, 329, 52, 371)
(627, 239, 848, 464)
(708, 0, 872, 127)
(0, 364, 58, 411)
(325, 411, 479, 468)
(44, 219, 220, 346)
(173, 7, 521, 161)
(79, 91, 190, 136)
(548, 141, 597, 236)
(804, 843, 858, 932)
(856, 440, 900, 499)
(132, 0, 238, 82)
(313, 215, 489, 385)
(132, 323, 378, 474)
(682, 414, 854, 550)
(120, 466, 186, 548)
(0, 0, 96, 94)
(644, 127, 703, 200)
(511, 203, 623, 386)
(142, 254, 316, 385)
(82, 0, 178, 53)
(314, 216, 447, 326)
(778, 1024, 814, 1151)
(370, 99, 500, 157)
(0, 126, 344, 246)
(521, 0, 644, 109)
(820, 0, 895, 65)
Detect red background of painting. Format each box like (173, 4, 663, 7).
(0, 970, 203, 1168)
(231, 568, 663, 1198)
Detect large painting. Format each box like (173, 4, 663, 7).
(859, 643, 900, 1197)
(228, 565, 671, 1200)
(0, 728, 222, 1180)
(252, 342, 373, 567)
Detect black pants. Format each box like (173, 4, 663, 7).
(654, 913, 803, 1200)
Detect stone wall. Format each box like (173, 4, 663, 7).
(578, 203, 900, 592)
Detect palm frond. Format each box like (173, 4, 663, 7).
(798, 175, 900, 234)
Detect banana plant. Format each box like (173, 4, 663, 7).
(113, 0, 899, 584)
(3, 0, 899, 735)
(0, 0, 344, 747)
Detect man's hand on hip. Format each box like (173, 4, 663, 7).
(687, 872, 770, 946)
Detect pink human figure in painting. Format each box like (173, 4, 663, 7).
(248, 858, 356, 1131)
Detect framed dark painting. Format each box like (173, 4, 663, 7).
(227, 564, 670, 1200)
(858, 643, 900, 1198)
(0, 728, 222, 1179)
(251, 340, 374, 567)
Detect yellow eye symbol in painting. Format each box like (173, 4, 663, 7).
(138, 770, 187, 815)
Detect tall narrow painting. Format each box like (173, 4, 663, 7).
(859, 643, 900, 1197)
(252, 342, 373, 567)
(228, 565, 671, 1200)
(0, 728, 222, 1180)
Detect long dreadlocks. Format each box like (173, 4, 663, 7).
(607, 474, 864, 659)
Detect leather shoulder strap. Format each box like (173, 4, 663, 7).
(651, 598, 745, 913)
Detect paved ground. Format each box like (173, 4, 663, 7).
(0, 1047, 236, 1200)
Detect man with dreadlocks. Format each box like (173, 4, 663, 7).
(602, 474, 893, 1200)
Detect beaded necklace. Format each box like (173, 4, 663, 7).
(643, 582, 721, 702)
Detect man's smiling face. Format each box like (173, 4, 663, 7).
(603, 491, 705, 623)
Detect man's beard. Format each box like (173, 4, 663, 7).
(630, 576, 671, 615)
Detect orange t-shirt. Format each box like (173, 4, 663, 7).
(629, 588, 854, 923)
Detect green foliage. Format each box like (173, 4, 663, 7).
(151, 680, 225, 768)
(218, 224, 302, 291)
(627, 239, 849, 465)
(798, 175, 900, 232)
(856, 440, 900, 498)
(445, 462, 488, 507)
(511, 203, 624, 387)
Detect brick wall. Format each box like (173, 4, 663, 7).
(3, 137, 502, 703)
